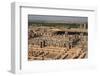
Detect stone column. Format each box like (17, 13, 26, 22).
(80, 24, 83, 29)
(83, 24, 86, 29)
(65, 31, 68, 37)
(40, 41, 43, 48)
(80, 32, 84, 41)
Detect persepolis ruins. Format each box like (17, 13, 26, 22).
(28, 15, 88, 60)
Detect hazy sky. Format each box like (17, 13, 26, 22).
(28, 15, 88, 24)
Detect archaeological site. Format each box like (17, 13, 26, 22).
(28, 15, 88, 60)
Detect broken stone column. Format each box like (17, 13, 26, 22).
(65, 31, 68, 37)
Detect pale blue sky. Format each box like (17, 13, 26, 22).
(28, 15, 88, 24)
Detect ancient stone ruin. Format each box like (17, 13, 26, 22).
(28, 23, 88, 60)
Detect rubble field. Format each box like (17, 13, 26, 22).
(28, 23, 88, 60)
